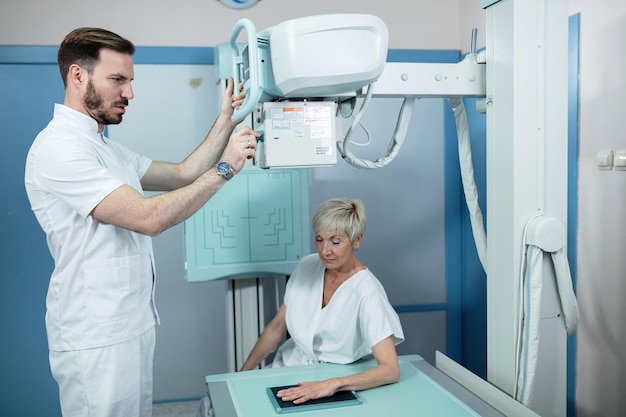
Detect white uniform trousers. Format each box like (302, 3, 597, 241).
(50, 326, 156, 417)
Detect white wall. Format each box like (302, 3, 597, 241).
(568, 1, 626, 416)
(0, 0, 464, 50)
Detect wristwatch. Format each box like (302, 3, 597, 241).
(215, 161, 234, 180)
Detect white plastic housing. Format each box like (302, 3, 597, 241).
(259, 14, 389, 97)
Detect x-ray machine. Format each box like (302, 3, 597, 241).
(205, 1, 578, 416)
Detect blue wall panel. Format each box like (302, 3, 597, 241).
(567, 13, 580, 417)
(444, 96, 487, 378)
(0, 63, 64, 417)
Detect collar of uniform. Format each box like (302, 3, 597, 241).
(53, 103, 105, 143)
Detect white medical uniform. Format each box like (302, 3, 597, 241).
(271, 254, 404, 367)
(25, 104, 160, 417)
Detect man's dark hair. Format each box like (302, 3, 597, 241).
(57, 27, 135, 87)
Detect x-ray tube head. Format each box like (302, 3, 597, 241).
(260, 14, 389, 97)
(222, 14, 389, 123)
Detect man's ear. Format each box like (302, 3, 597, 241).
(67, 64, 86, 87)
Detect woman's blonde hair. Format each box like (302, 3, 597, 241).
(312, 198, 366, 243)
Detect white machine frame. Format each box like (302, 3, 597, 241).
(485, 2, 571, 416)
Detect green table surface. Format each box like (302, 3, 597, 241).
(205, 355, 503, 416)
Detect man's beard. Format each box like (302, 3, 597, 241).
(83, 80, 127, 126)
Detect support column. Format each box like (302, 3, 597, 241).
(484, 0, 569, 413)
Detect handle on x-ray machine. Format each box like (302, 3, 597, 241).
(229, 18, 262, 124)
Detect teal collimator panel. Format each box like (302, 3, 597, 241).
(184, 168, 310, 282)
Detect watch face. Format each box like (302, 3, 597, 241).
(216, 161, 231, 174)
(216, 161, 234, 180)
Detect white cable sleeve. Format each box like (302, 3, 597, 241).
(516, 245, 544, 405)
(337, 85, 416, 170)
(514, 212, 542, 399)
(515, 215, 580, 402)
(448, 97, 488, 272)
(550, 249, 580, 336)
(340, 83, 375, 154)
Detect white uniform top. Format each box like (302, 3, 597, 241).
(271, 254, 404, 367)
(25, 104, 159, 351)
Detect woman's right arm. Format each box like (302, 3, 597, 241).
(239, 303, 288, 371)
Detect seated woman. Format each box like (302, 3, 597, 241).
(239, 198, 404, 405)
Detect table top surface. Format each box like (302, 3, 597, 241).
(205, 355, 504, 416)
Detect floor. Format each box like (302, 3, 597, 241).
(152, 400, 199, 417)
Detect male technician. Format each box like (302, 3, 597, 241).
(24, 27, 260, 417)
